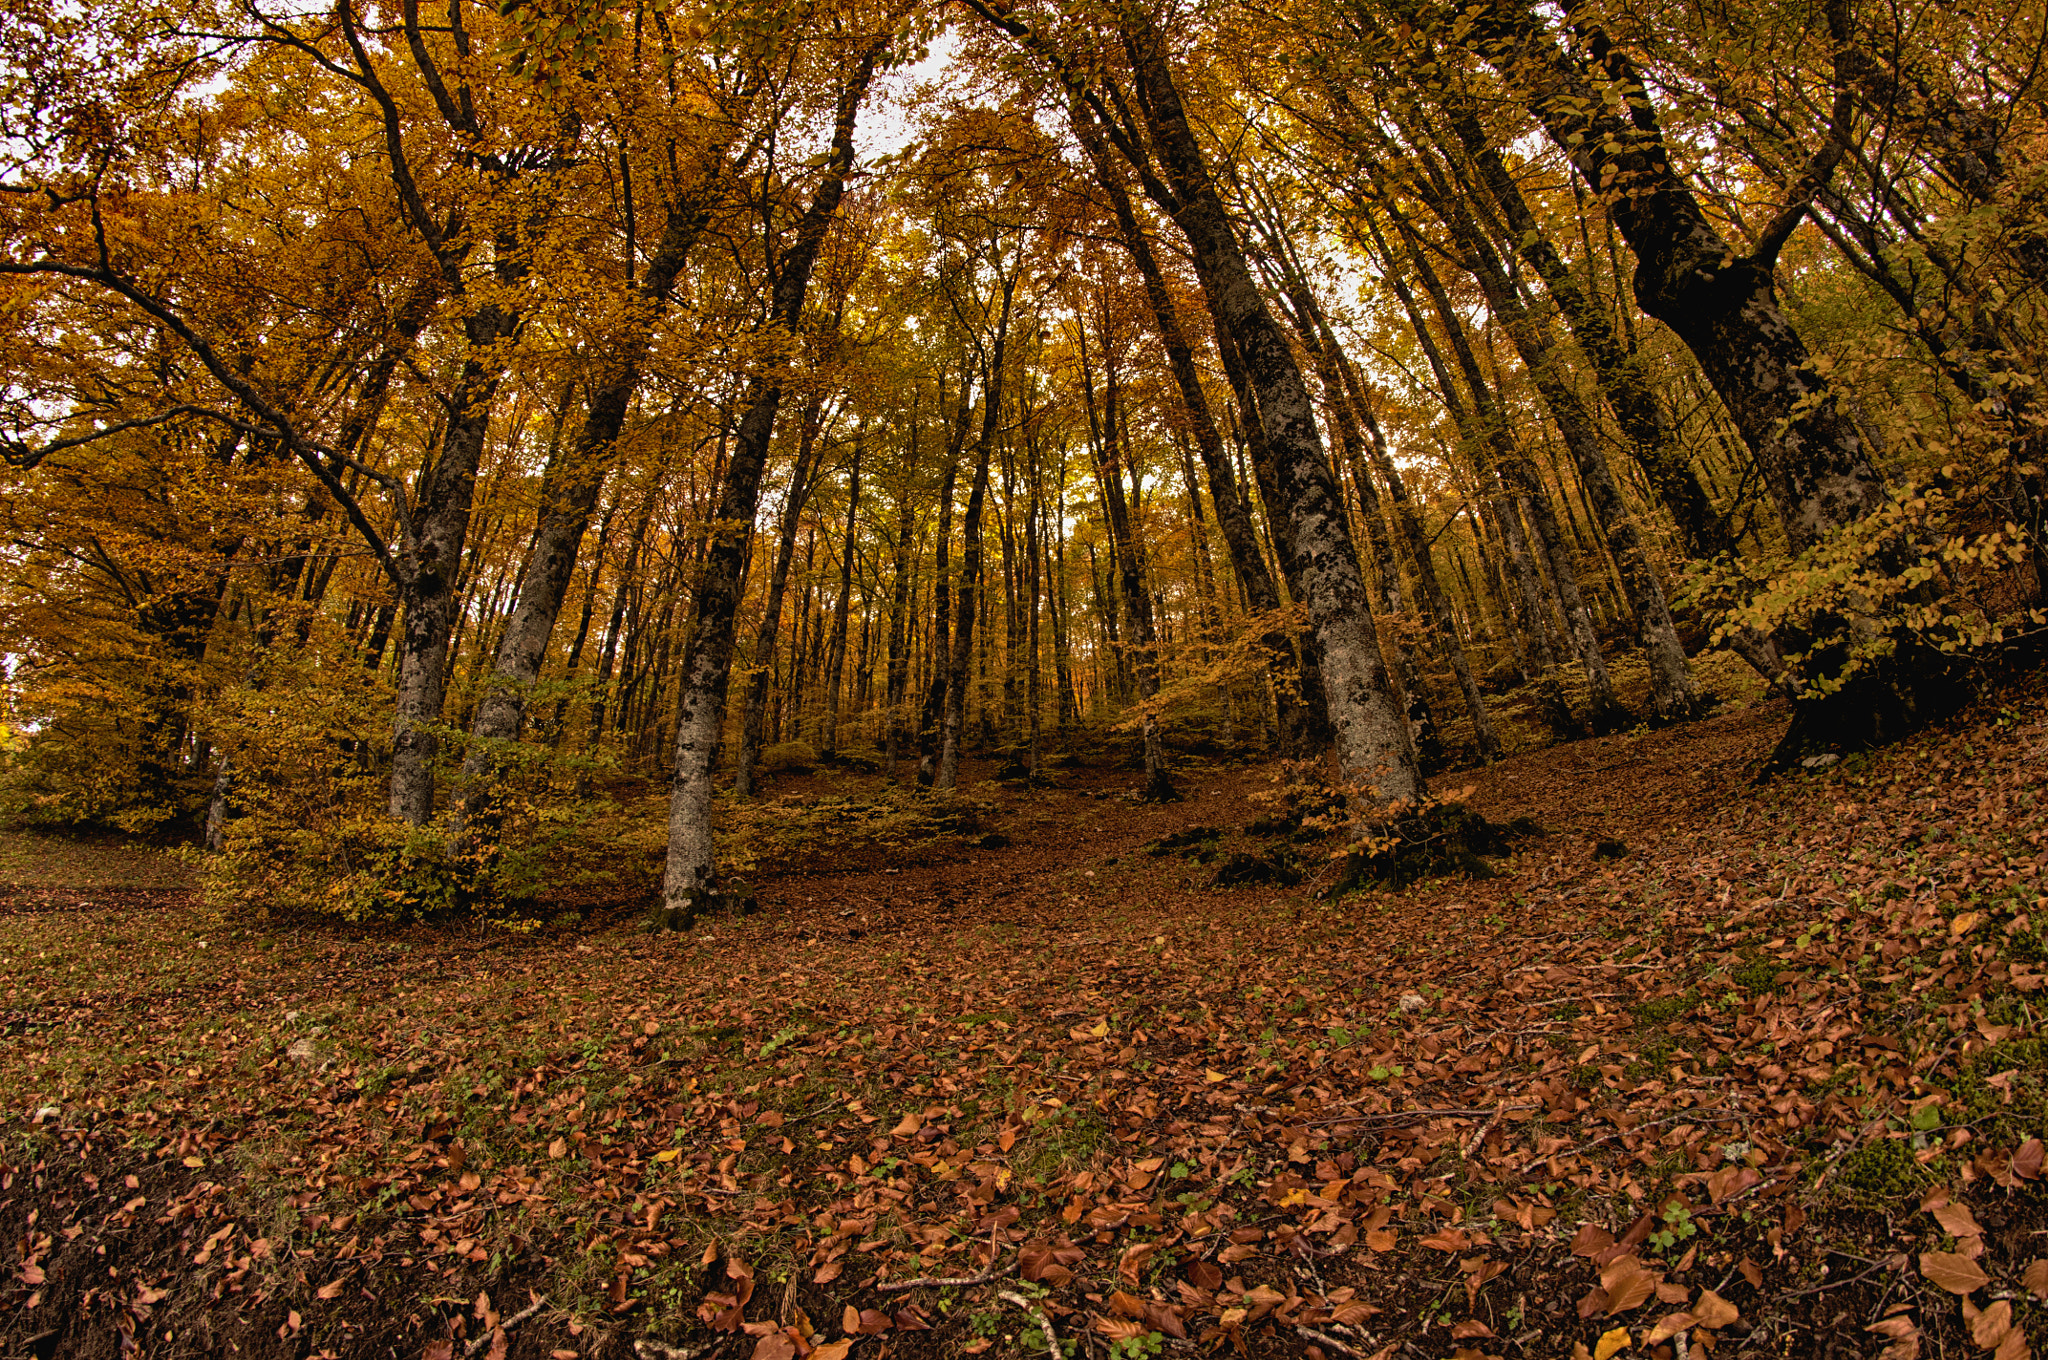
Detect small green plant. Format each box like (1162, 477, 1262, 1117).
(1648, 1200, 1697, 1253)
(1109, 1332, 1166, 1359)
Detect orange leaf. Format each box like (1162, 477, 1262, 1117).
(1920, 1251, 1989, 1295)
(1970, 1299, 2014, 1351)
(1693, 1290, 1740, 1329)
(1933, 1203, 1983, 1239)
(1604, 1270, 1654, 1315)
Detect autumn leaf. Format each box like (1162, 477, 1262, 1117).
(1692, 1291, 1739, 1329)
(1933, 1202, 1983, 1239)
(1866, 1315, 1919, 1360)
(1920, 1252, 1990, 1295)
(1593, 1326, 1631, 1360)
(1967, 1298, 2014, 1351)
(1603, 1269, 1654, 1315)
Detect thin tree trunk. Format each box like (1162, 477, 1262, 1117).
(661, 40, 884, 923)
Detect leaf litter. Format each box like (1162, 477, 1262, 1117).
(2, 684, 2047, 1358)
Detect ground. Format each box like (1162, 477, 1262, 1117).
(3, 678, 2047, 1360)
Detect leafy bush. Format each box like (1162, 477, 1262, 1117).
(1684, 472, 2043, 744)
(758, 740, 817, 774)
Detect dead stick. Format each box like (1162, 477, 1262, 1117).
(1519, 1110, 1746, 1173)
(999, 1289, 1061, 1360)
(1462, 1102, 1515, 1159)
(879, 1253, 1017, 1291)
(465, 1294, 546, 1356)
(1297, 1324, 1368, 1357)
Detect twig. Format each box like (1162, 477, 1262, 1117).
(465, 1294, 546, 1356)
(1297, 1324, 1369, 1356)
(1809, 1114, 1889, 1194)
(1519, 1110, 1747, 1173)
(1462, 1102, 1519, 1159)
(1308, 1103, 1535, 1130)
(999, 1289, 1061, 1360)
(632, 1342, 706, 1360)
(879, 1229, 1015, 1291)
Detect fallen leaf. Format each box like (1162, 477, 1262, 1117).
(1571, 1224, 1616, 1258)
(2023, 1259, 2048, 1300)
(1593, 1326, 1631, 1360)
(1969, 1298, 2014, 1350)
(1645, 1313, 1696, 1344)
(1921, 1252, 1990, 1295)
(1933, 1203, 1983, 1239)
(1693, 1291, 1739, 1329)
(1866, 1315, 1919, 1360)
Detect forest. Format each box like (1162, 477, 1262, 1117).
(2, 0, 2048, 1354)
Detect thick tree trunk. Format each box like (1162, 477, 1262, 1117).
(389, 347, 503, 824)
(1468, 0, 1886, 551)
(1120, 18, 1420, 808)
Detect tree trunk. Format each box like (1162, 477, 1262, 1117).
(1119, 18, 1419, 808)
(937, 267, 1018, 791)
(660, 40, 885, 924)
(1468, 0, 1886, 550)
(821, 439, 862, 756)
(456, 190, 717, 833)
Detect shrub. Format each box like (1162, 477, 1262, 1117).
(1684, 472, 2044, 748)
(758, 740, 817, 774)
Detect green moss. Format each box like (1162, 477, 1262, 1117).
(1838, 1136, 1932, 1206)
(1636, 992, 1694, 1025)
(1939, 1036, 2048, 1148)
(1731, 959, 1783, 992)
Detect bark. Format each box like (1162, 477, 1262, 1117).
(1466, 0, 1887, 551)
(881, 429, 918, 778)
(1212, 322, 1331, 749)
(1083, 331, 1175, 801)
(456, 186, 720, 833)
(1430, 93, 1729, 558)
(733, 400, 829, 797)
(1405, 135, 1701, 721)
(660, 40, 885, 925)
(1119, 18, 1420, 807)
(916, 387, 972, 783)
(937, 267, 1018, 792)
(821, 440, 862, 755)
(1069, 100, 1305, 752)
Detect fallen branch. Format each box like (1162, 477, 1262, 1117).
(1462, 1101, 1521, 1159)
(879, 1231, 1015, 1291)
(466, 1294, 546, 1356)
(632, 1342, 707, 1360)
(998, 1289, 1061, 1360)
(1519, 1109, 1747, 1173)
(1296, 1324, 1369, 1356)
(1809, 1114, 1889, 1194)
(1306, 1103, 1536, 1130)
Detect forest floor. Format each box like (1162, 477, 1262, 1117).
(3, 675, 2048, 1360)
